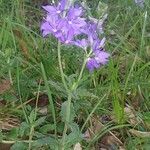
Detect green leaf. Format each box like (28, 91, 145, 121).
(65, 123, 82, 148)
(48, 80, 67, 98)
(7, 128, 19, 140)
(56, 122, 64, 133)
(60, 101, 75, 123)
(29, 109, 36, 125)
(34, 117, 46, 127)
(75, 88, 98, 99)
(33, 136, 59, 150)
(39, 124, 55, 134)
(18, 122, 30, 137)
(10, 142, 27, 150)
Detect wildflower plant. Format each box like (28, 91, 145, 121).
(41, 0, 110, 149)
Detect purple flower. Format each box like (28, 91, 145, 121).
(42, 0, 67, 16)
(40, 22, 52, 37)
(92, 38, 106, 51)
(88, 14, 107, 34)
(56, 29, 74, 44)
(62, 6, 86, 35)
(83, 19, 104, 42)
(94, 50, 110, 65)
(42, 5, 61, 16)
(68, 6, 83, 18)
(86, 37, 110, 72)
(86, 58, 100, 72)
(82, 18, 110, 72)
(86, 22, 99, 40)
(41, 1, 86, 44)
(73, 39, 89, 50)
(41, 15, 60, 37)
(86, 50, 110, 72)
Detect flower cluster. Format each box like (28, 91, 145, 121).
(41, 0, 110, 72)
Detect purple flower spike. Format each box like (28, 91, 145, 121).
(41, 1, 86, 43)
(41, 0, 110, 72)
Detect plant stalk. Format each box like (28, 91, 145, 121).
(57, 41, 69, 93)
(58, 44, 92, 149)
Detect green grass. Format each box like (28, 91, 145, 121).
(0, 0, 150, 149)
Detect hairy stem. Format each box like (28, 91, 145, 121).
(72, 51, 92, 90)
(61, 92, 72, 150)
(57, 41, 69, 93)
(59, 45, 92, 149)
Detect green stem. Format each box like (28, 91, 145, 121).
(59, 45, 92, 149)
(57, 41, 69, 93)
(73, 58, 87, 89)
(72, 51, 92, 90)
(57, 41, 70, 149)
(58, 40, 80, 148)
(28, 125, 34, 150)
(65, 93, 72, 123)
(61, 58, 87, 148)
(61, 93, 72, 150)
